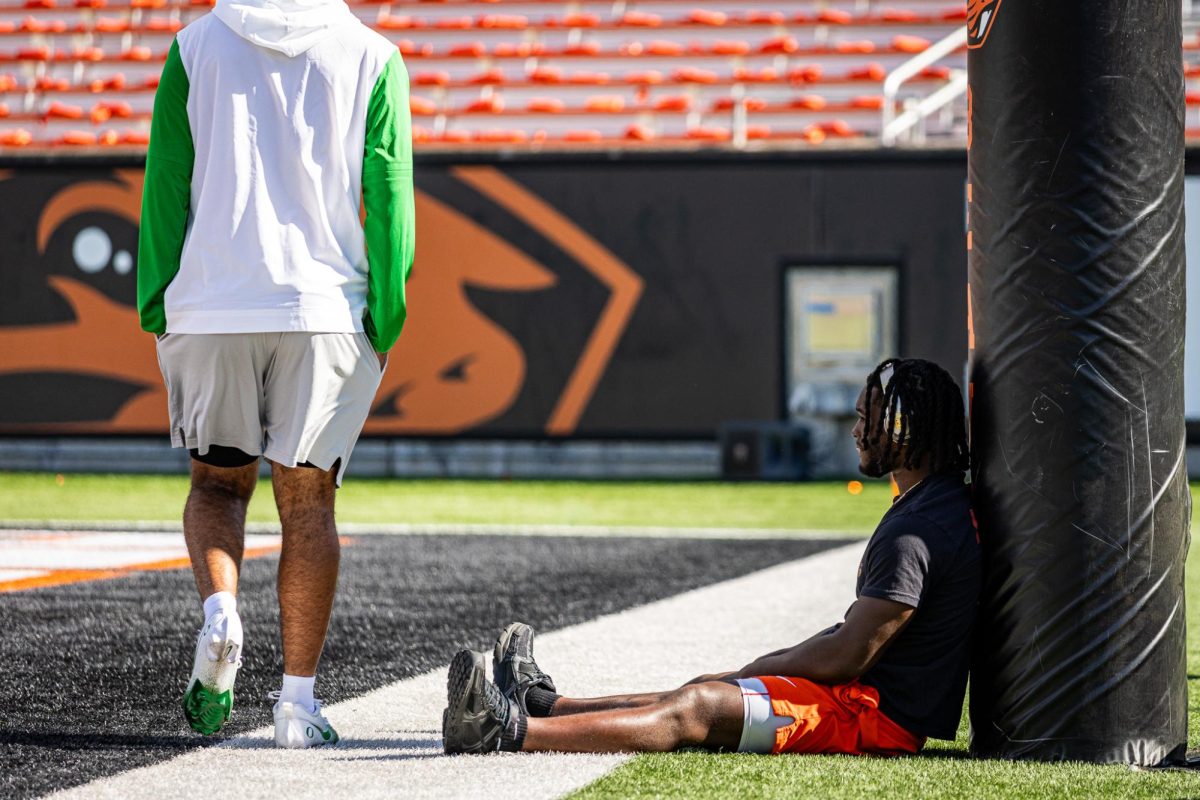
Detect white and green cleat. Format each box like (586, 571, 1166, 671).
(181, 610, 243, 735)
(272, 696, 340, 748)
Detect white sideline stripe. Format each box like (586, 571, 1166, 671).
(51, 542, 866, 800)
(0, 519, 868, 540)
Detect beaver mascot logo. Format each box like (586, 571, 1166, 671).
(0, 167, 641, 436)
(967, 0, 1002, 49)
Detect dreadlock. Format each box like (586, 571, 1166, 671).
(862, 358, 970, 475)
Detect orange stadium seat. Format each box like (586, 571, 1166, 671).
(47, 101, 84, 119)
(561, 13, 600, 28)
(687, 126, 731, 141)
(584, 94, 624, 111)
(414, 70, 451, 86)
(530, 67, 563, 83)
(526, 97, 565, 113)
(760, 36, 798, 54)
(835, 41, 877, 54)
(478, 15, 527, 30)
(711, 40, 751, 56)
(60, 130, 97, 145)
(467, 67, 506, 84)
(654, 94, 691, 112)
(563, 129, 602, 142)
(465, 95, 504, 113)
(744, 11, 785, 25)
(620, 70, 660, 85)
(562, 42, 601, 56)
(620, 11, 662, 27)
(410, 96, 438, 115)
(817, 9, 853, 25)
(688, 9, 728, 27)
(624, 123, 653, 141)
(0, 128, 33, 146)
(566, 71, 609, 85)
(672, 67, 719, 84)
(893, 35, 931, 53)
(792, 95, 826, 110)
(735, 67, 779, 82)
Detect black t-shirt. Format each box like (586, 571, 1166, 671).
(854, 472, 981, 740)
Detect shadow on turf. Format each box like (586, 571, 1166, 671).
(221, 732, 444, 759)
(0, 731, 208, 751)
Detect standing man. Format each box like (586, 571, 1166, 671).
(137, 0, 414, 747)
(443, 359, 980, 756)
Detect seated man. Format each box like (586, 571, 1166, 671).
(441, 358, 981, 757)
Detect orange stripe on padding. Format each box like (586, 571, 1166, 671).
(0, 544, 282, 593)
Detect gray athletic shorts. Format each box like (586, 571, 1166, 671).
(155, 332, 383, 486)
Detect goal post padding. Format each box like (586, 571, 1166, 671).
(966, 0, 1190, 765)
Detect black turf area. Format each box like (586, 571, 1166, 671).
(0, 533, 841, 799)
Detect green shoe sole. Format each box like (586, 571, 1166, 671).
(182, 679, 233, 735)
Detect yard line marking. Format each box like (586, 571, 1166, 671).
(51, 541, 865, 800)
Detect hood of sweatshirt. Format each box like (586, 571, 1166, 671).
(212, 0, 359, 57)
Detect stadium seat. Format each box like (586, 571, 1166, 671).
(624, 123, 653, 141)
(686, 126, 731, 141)
(0, 128, 32, 146)
(584, 94, 623, 111)
(792, 95, 827, 110)
(620, 11, 662, 28)
(688, 9, 727, 27)
(60, 129, 97, 145)
(465, 95, 503, 113)
(47, 101, 84, 119)
(410, 96, 438, 115)
(563, 129, 602, 142)
(526, 97, 565, 113)
(760, 36, 799, 54)
(623, 71, 663, 85)
(414, 71, 451, 86)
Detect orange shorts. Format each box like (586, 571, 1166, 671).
(736, 676, 924, 756)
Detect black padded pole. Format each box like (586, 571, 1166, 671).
(967, 0, 1190, 764)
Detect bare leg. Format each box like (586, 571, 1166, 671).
(549, 673, 739, 716)
(551, 691, 676, 716)
(271, 461, 339, 677)
(183, 460, 258, 600)
(522, 682, 744, 753)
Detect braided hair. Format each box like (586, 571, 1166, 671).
(862, 358, 970, 475)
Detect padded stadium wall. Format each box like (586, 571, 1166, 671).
(0, 150, 969, 440)
(967, 0, 1190, 765)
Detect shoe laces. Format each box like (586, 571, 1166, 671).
(267, 691, 327, 718)
(481, 679, 511, 726)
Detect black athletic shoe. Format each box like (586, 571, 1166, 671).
(442, 649, 520, 755)
(493, 622, 557, 715)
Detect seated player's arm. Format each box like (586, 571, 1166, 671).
(733, 596, 914, 685)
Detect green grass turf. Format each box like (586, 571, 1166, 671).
(4, 472, 1198, 795)
(573, 486, 1200, 800)
(0, 472, 893, 531)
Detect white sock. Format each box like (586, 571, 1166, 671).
(202, 591, 237, 621)
(281, 674, 316, 713)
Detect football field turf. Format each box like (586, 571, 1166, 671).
(1, 474, 1197, 799)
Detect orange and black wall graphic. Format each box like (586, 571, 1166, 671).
(0, 157, 971, 437)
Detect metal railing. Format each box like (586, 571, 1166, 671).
(880, 25, 968, 147)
